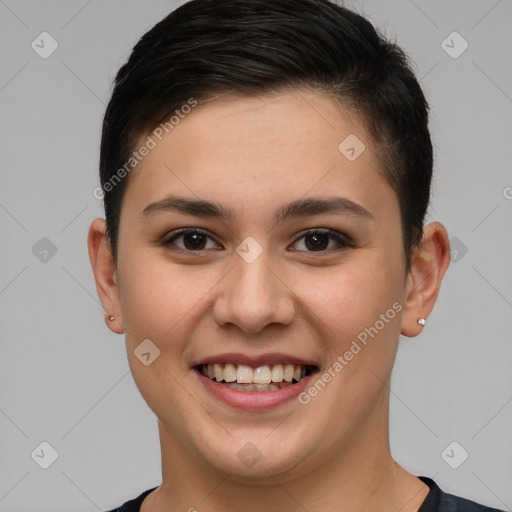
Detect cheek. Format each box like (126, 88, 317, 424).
(117, 257, 215, 413)
(292, 255, 403, 351)
(338, 257, 401, 308)
(117, 249, 229, 358)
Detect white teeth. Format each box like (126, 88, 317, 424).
(224, 363, 237, 382)
(271, 365, 284, 382)
(214, 363, 223, 381)
(201, 363, 311, 386)
(236, 364, 253, 383)
(253, 365, 271, 384)
(283, 364, 294, 382)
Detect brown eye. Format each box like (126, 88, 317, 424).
(304, 233, 330, 251)
(181, 232, 207, 250)
(290, 229, 351, 253)
(163, 229, 220, 251)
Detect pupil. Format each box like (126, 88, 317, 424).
(184, 232, 206, 250)
(305, 233, 329, 251)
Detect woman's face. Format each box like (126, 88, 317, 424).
(109, 91, 413, 478)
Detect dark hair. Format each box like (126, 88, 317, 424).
(99, 0, 432, 270)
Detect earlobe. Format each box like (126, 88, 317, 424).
(87, 218, 125, 334)
(400, 222, 451, 337)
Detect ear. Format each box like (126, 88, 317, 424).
(87, 218, 124, 334)
(401, 222, 451, 337)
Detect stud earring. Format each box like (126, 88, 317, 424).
(109, 315, 115, 321)
(417, 317, 426, 326)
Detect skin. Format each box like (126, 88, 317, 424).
(88, 91, 450, 512)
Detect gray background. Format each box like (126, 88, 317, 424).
(0, 1, 511, 511)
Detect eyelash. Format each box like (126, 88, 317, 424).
(161, 228, 353, 254)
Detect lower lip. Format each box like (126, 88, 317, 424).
(195, 370, 315, 410)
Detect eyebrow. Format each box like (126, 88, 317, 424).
(140, 195, 373, 223)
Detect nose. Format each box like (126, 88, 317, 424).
(212, 251, 295, 333)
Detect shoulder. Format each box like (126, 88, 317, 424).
(418, 476, 507, 512)
(104, 487, 157, 512)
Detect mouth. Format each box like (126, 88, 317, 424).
(196, 363, 317, 392)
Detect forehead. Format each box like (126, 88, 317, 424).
(122, 91, 396, 223)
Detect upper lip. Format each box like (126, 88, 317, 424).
(192, 353, 318, 368)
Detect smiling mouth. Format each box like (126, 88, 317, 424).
(197, 363, 317, 392)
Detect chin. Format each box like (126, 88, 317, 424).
(191, 425, 316, 482)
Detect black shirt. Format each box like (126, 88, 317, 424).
(105, 476, 506, 512)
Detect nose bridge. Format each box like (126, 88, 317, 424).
(213, 248, 295, 332)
